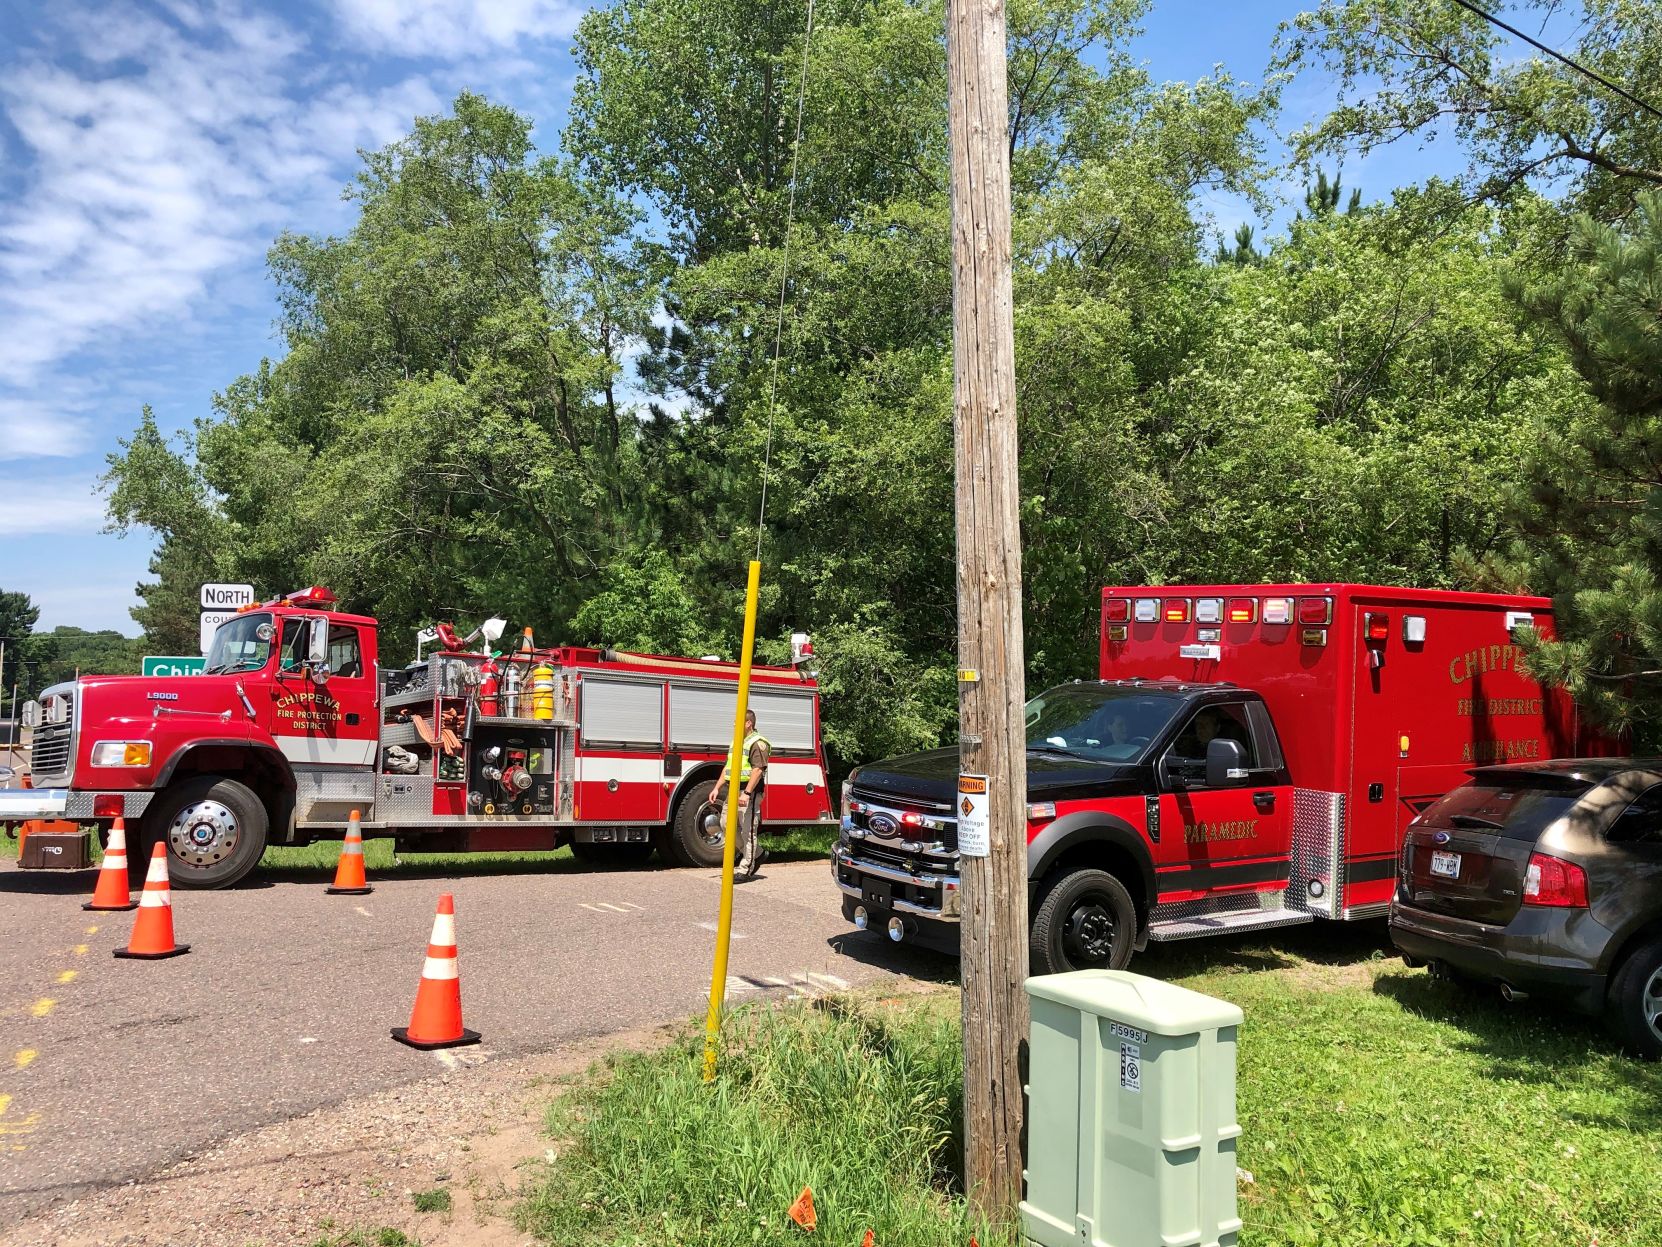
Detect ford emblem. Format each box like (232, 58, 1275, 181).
(1433, 830, 1451, 845)
(867, 813, 899, 838)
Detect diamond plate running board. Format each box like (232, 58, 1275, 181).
(1147, 909, 1314, 942)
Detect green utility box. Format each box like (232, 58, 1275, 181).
(1022, 970, 1244, 1247)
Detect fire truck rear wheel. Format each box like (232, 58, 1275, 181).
(668, 782, 724, 868)
(1030, 868, 1136, 974)
(142, 776, 269, 890)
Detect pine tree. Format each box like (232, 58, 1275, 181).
(1506, 190, 1662, 744)
(1215, 222, 1262, 266)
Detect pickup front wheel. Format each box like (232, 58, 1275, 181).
(142, 776, 269, 890)
(1031, 868, 1136, 974)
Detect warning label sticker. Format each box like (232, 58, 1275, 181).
(957, 774, 990, 857)
(1120, 1041, 1142, 1093)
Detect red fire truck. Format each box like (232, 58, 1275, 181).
(2, 587, 834, 887)
(833, 584, 1613, 972)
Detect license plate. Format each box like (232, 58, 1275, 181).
(1430, 850, 1461, 879)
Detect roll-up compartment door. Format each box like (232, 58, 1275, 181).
(751, 690, 814, 752)
(580, 678, 663, 746)
(669, 684, 816, 752)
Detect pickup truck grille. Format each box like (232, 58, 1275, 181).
(30, 720, 74, 782)
(845, 788, 958, 856)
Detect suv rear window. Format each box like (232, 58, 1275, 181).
(1417, 775, 1590, 842)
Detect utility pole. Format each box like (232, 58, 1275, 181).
(946, 0, 1029, 1225)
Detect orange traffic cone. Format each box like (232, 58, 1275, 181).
(392, 893, 480, 1049)
(325, 810, 373, 895)
(862, 1232, 875, 1247)
(787, 1187, 816, 1232)
(83, 817, 138, 911)
(114, 843, 190, 959)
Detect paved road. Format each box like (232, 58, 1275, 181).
(0, 854, 951, 1222)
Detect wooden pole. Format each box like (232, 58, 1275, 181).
(946, 0, 1029, 1224)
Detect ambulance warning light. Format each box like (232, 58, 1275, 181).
(1194, 598, 1223, 624)
(1262, 597, 1294, 625)
(1133, 598, 1160, 623)
(1298, 596, 1334, 626)
(1104, 598, 1130, 623)
(1163, 599, 1190, 624)
(1226, 598, 1257, 624)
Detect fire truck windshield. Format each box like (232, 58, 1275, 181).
(204, 612, 276, 675)
(1024, 685, 1184, 763)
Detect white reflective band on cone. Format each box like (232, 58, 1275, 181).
(145, 859, 169, 884)
(343, 839, 364, 855)
(140, 891, 171, 909)
(105, 852, 127, 867)
(422, 956, 459, 980)
(430, 914, 456, 945)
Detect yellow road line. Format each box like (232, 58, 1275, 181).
(73, 944, 89, 956)
(84, 925, 98, 935)
(55, 970, 78, 985)
(14, 1050, 37, 1070)
(30, 999, 54, 1018)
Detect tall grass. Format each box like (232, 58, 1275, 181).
(518, 997, 1013, 1246)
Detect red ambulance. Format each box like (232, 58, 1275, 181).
(833, 584, 1610, 972)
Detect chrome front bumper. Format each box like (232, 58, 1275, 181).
(0, 788, 154, 823)
(832, 843, 962, 920)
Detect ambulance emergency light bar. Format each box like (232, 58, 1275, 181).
(1101, 592, 1338, 631)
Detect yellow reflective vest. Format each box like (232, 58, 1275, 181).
(729, 731, 771, 784)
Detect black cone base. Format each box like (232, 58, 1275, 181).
(392, 1026, 481, 1050)
(114, 944, 191, 959)
(84, 901, 138, 911)
(326, 885, 374, 895)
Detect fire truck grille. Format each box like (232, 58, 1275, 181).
(30, 719, 74, 781)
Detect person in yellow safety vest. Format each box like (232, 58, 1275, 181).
(711, 709, 771, 878)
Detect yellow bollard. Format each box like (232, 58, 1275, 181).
(703, 559, 762, 1082)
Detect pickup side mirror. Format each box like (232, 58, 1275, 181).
(1205, 738, 1248, 788)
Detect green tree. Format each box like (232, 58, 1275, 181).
(35, 628, 144, 687)
(1497, 190, 1662, 742)
(0, 591, 57, 713)
(1273, 0, 1662, 220)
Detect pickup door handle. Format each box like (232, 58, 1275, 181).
(1253, 790, 1276, 811)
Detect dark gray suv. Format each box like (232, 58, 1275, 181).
(1391, 759, 1662, 1059)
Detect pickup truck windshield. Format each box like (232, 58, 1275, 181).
(1024, 685, 1184, 763)
(204, 613, 274, 675)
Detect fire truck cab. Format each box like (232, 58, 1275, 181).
(833, 584, 1609, 972)
(4, 587, 834, 887)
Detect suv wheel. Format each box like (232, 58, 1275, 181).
(1030, 868, 1136, 975)
(1608, 937, 1662, 1061)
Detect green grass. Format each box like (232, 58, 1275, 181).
(410, 1188, 451, 1214)
(1143, 928, 1662, 1247)
(519, 926, 1662, 1247)
(517, 996, 1011, 1247)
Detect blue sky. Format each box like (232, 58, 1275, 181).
(0, 0, 1467, 637)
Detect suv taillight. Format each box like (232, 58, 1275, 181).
(1523, 852, 1588, 908)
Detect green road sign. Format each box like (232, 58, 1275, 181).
(142, 655, 206, 677)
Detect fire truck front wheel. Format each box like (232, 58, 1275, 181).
(1030, 868, 1136, 975)
(142, 776, 269, 890)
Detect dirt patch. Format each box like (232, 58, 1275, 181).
(0, 1025, 673, 1247)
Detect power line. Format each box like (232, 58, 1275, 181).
(755, 0, 817, 561)
(1447, 0, 1662, 123)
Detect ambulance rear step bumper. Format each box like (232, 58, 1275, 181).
(1147, 908, 1313, 942)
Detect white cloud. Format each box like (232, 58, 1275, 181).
(0, 472, 108, 536)
(0, 0, 447, 452)
(0, 398, 94, 460)
(332, 0, 584, 57)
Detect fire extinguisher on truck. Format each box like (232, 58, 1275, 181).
(0, 586, 835, 888)
(832, 583, 1617, 974)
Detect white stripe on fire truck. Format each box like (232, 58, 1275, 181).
(765, 761, 825, 787)
(576, 756, 664, 784)
(274, 735, 378, 767)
